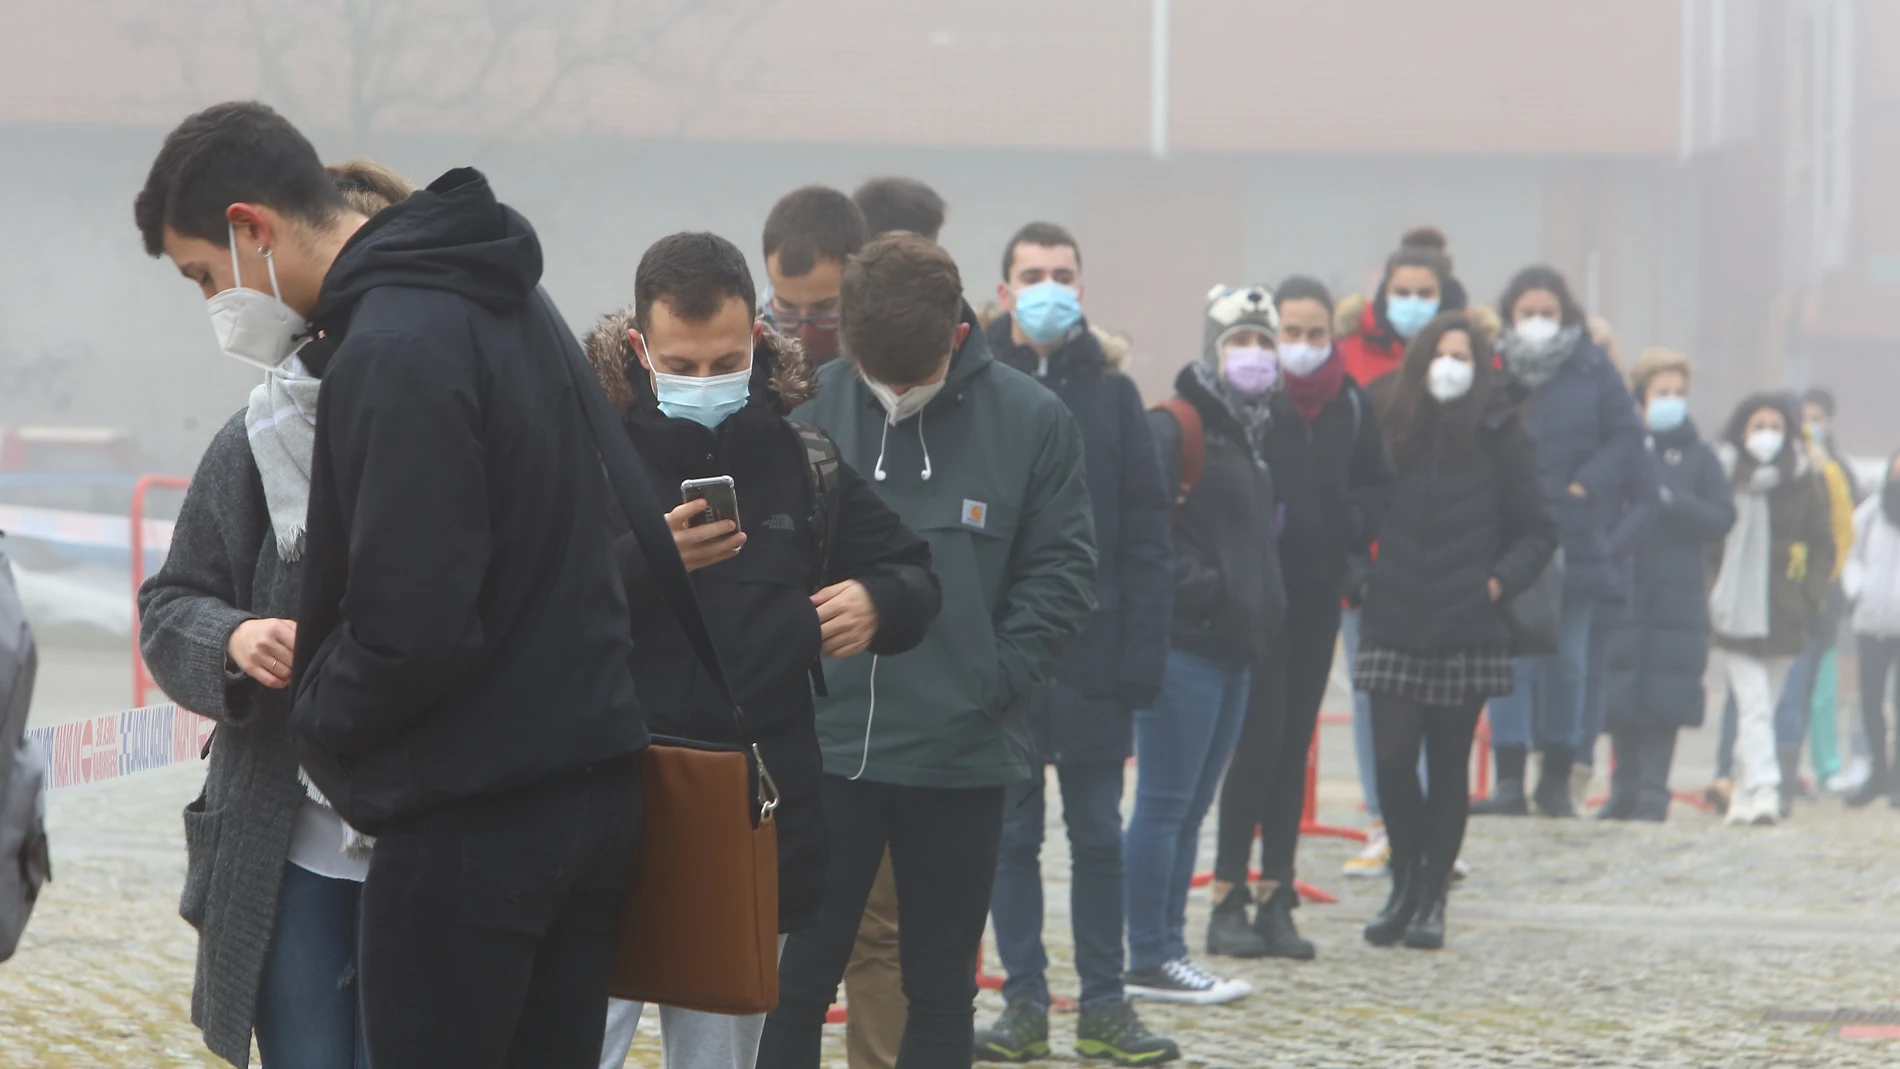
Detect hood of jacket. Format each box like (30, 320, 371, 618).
(309, 169, 538, 358)
(582, 308, 816, 417)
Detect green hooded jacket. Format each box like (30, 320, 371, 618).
(793, 314, 1097, 788)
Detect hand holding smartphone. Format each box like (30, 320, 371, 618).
(671, 477, 745, 572)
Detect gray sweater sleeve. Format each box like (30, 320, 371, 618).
(137, 416, 266, 724)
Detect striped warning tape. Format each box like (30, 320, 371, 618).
(23, 703, 212, 792)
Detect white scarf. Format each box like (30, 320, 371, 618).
(245, 355, 374, 861)
(1708, 443, 1788, 641)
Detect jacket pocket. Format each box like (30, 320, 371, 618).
(910, 495, 1019, 721)
(178, 793, 222, 930)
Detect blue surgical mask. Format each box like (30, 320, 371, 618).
(1385, 294, 1440, 339)
(653, 364, 753, 429)
(1014, 282, 1083, 346)
(1647, 395, 1688, 433)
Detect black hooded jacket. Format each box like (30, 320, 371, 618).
(1150, 364, 1287, 664)
(290, 168, 644, 831)
(584, 315, 940, 931)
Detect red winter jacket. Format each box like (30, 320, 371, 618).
(1337, 303, 1407, 388)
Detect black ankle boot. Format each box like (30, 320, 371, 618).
(1533, 746, 1578, 818)
(1205, 883, 1270, 959)
(1252, 883, 1316, 960)
(1402, 880, 1448, 950)
(1470, 778, 1529, 816)
(1363, 863, 1419, 947)
(1846, 770, 1892, 809)
(1594, 787, 1638, 821)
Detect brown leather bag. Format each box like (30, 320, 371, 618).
(555, 292, 781, 1015)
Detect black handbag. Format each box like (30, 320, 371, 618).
(1503, 549, 1565, 657)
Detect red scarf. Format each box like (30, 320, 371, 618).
(1283, 349, 1346, 423)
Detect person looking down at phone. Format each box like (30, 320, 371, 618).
(584, 231, 941, 1069)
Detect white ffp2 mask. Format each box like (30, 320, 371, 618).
(207, 222, 307, 373)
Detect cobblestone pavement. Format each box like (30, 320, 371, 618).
(4, 713, 1898, 1067)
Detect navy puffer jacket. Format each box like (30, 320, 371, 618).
(1515, 339, 1651, 600)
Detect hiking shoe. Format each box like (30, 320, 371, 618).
(973, 999, 1049, 1063)
(1075, 999, 1181, 1065)
(1342, 823, 1389, 877)
(1125, 958, 1251, 1005)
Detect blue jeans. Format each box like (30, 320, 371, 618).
(989, 760, 1126, 1011)
(255, 863, 369, 1069)
(1576, 603, 1618, 768)
(1488, 591, 1597, 751)
(1124, 648, 1250, 972)
(1343, 608, 1423, 820)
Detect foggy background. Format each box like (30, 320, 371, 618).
(0, 0, 1893, 480)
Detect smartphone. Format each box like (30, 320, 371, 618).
(681, 476, 741, 532)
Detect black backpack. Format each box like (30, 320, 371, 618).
(0, 548, 48, 962)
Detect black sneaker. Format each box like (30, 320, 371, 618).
(1124, 958, 1251, 1005)
(973, 998, 1049, 1063)
(1076, 999, 1181, 1065)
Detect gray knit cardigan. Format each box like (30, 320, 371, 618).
(138, 412, 305, 1068)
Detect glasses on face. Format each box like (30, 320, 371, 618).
(768, 294, 840, 331)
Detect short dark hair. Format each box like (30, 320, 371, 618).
(1800, 386, 1837, 416)
(762, 186, 867, 277)
(842, 233, 964, 386)
(134, 101, 348, 257)
(634, 231, 757, 333)
(1274, 275, 1335, 318)
(853, 177, 947, 241)
(1002, 222, 1082, 281)
(1498, 264, 1586, 328)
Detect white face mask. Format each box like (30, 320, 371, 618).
(866, 377, 945, 425)
(1745, 428, 1785, 465)
(1427, 355, 1474, 402)
(207, 222, 308, 372)
(1276, 341, 1331, 378)
(1512, 315, 1562, 349)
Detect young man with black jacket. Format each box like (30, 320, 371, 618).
(760, 233, 1097, 1069)
(976, 222, 1178, 1064)
(136, 102, 647, 1066)
(586, 232, 941, 1069)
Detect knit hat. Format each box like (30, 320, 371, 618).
(1201, 284, 1278, 367)
(1629, 346, 1692, 399)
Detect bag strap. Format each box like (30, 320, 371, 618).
(1154, 397, 1205, 518)
(543, 290, 745, 738)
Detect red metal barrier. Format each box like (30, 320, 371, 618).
(1188, 730, 1360, 906)
(130, 474, 191, 707)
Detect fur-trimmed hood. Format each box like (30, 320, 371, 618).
(582, 308, 818, 416)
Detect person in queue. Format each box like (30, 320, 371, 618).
(1122, 285, 1286, 1005)
(137, 101, 649, 1067)
(1843, 449, 1900, 808)
(1707, 393, 1836, 826)
(1353, 311, 1556, 950)
(138, 157, 411, 1069)
(1599, 349, 1735, 821)
(762, 186, 867, 366)
(588, 231, 942, 1069)
(760, 233, 1096, 1069)
(1208, 276, 1392, 961)
(1472, 266, 1650, 819)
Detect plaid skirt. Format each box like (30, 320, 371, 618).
(1353, 647, 1516, 706)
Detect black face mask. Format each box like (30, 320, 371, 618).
(1883, 477, 1900, 527)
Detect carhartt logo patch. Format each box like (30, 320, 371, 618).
(961, 500, 987, 529)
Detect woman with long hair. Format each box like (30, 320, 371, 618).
(1472, 266, 1651, 818)
(1354, 312, 1556, 950)
(138, 160, 413, 1068)
(1707, 393, 1836, 825)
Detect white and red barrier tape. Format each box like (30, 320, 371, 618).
(0, 504, 175, 553)
(23, 703, 211, 792)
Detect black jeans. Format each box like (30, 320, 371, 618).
(1859, 634, 1900, 780)
(760, 775, 1006, 1069)
(357, 757, 641, 1069)
(1213, 591, 1341, 887)
(1370, 695, 1484, 889)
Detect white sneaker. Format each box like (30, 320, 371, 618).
(1829, 756, 1872, 794)
(1748, 788, 1781, 826)
(1451, 857, 1471, 882)
(1125, 957, 1252, 1005)
(1342, 823, 1389, 877)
